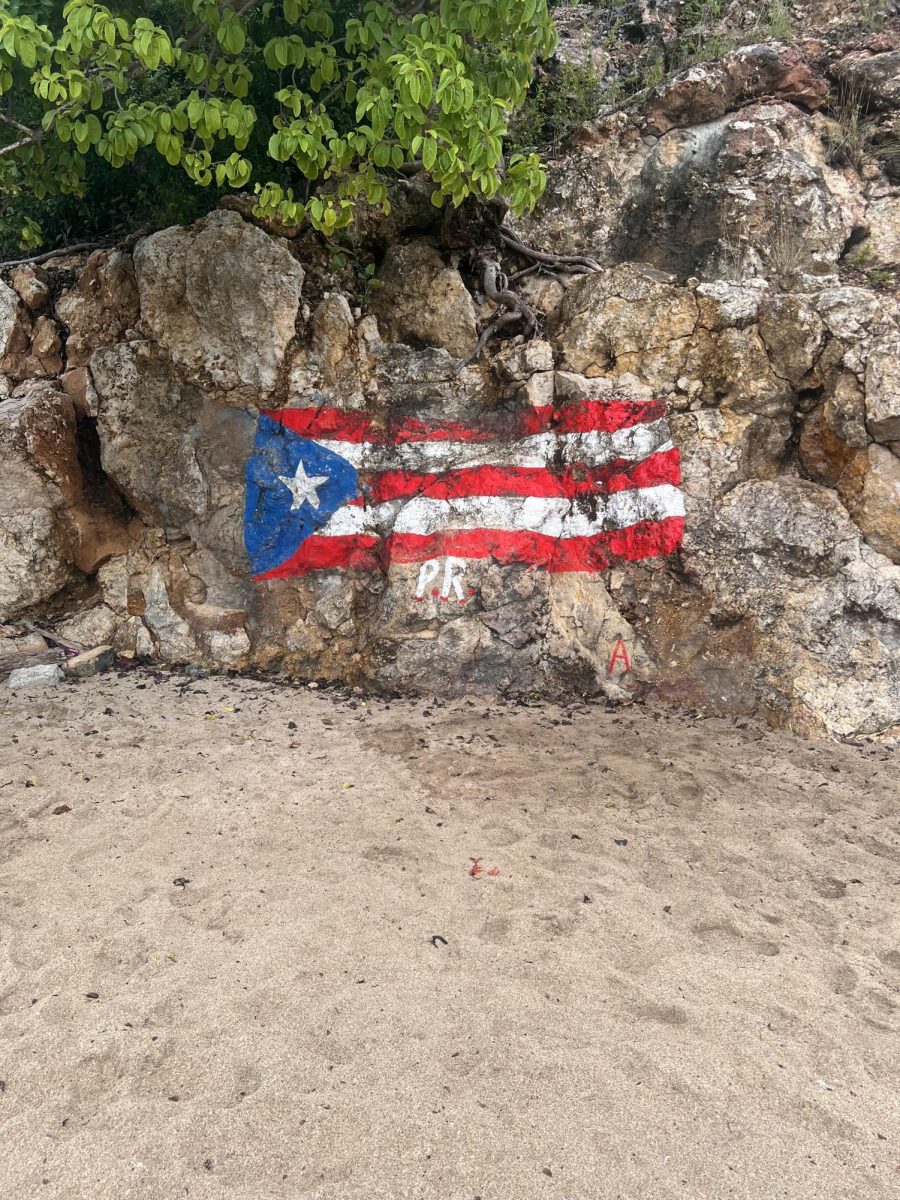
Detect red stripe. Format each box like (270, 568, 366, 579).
(257, 534, 382, 577)
(255, 517, 684, 579)
(266, 407, 375, 442)
(354, 448, 681, 504)
(541, 400, 667, 434)
(264, 399, 667, 444)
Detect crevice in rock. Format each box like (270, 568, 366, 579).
(75, 413, 135, 524)
(840, 224, 870, 260)
(790, 387, 826, 479)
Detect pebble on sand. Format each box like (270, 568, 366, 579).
(7, 664, 64, 690)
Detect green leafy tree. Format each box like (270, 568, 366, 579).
(0, 0, 556, 248)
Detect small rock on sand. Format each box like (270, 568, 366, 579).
(63, 645, 115, 679)
(7, 664, 64, 689)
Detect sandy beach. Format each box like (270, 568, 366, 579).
(0, 670, 897, 1199)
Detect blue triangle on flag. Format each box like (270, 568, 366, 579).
(244, 413, 359, 576)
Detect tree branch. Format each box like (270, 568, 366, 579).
(0, 112, 39, 138)
(0, 0, 266, 160)
(0, 240, 111, 271)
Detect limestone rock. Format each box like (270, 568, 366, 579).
(63, 645, 115, 678)
(54, 604, 119, 649)
(289, 293, 363, 400)
(2, 100, 896, 741)
(643, 45, 828, 136)
(520, 372, 556, 408)
(55, 250, 140, 369)
(625, 102, 862, 280)
(0, 279, 32, 379)
(137, 565, 199, 663)
(544, 574, 649, 701)
(865, 335, 900, 444)
(684, 325, 793, 417)
(0, 387, 81, 619)
(799, 406, 863, 491)
(757, 294, 827, 388)
(516, 99, 862, 282)
(695, 280, 767, 331)
(494, 339, 555, 382)
(829, 371, 870, 445)
(205, 628, 250, 667)
(373, 240, 477, 360)
(91, 342, 208, 527)
(8, 664, 64, 689)
(10, 265, 50, 312)
(29, 316, 64, 376)
(0, 630, 47, 655)
(133, 210, 304, 399)
(684, 478, 900, 739)
(0, 383, 131, 621)
(91, 340, 255, 576)
(861, 197, 900, 268)
(843, 445, 900, 565)
(557, 265, 697, 383)
(832, 51, 900, 110)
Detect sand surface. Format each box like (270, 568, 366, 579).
(0, 671, 897, 1199)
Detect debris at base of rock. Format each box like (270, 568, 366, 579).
(62, 645, 115, 679)
(7, 664, 64, 689)
(23, 621, 83, 655)
(0, 627, 48, 655)
(0, 648, 65, 681)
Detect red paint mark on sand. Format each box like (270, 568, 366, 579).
(470, 857, 500, 878)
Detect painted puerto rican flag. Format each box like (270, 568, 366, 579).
(243, 400, 685, 579)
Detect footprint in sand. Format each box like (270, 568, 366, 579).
(632, 1001, 691, 1027)
(813, 876, 848, 899)
(692, 920, 780, 959)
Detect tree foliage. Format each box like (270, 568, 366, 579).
(0, 1, 556, 249)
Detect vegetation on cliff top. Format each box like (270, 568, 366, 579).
(0, 0, 555, 254)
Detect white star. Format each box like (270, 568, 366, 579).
(278, 460, 330, 511)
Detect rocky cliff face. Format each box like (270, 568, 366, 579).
(1, 19, 898, 741)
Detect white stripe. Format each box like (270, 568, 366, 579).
(317, 484, 684, 539)
(316, 421, 673, 472)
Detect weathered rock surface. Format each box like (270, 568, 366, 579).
(133, 210, 304, 400)
(0, 382, 134, 621)
(861, 196, 900, 267)
(373, 240, 477, 359)
(843, 444, 900, 564)
(642, 45, 828, 136)
(63, 644, 115, 678)
(684, 478, 900, 738)
(56, 250, 139, 370)
(513, 45, 863, 282)
(0, 387, 85, 618)
(0, 278, 32, 379)
(832, 51, 900, 109)
(8, 663, 64, 689)
(865, 334, 900, 443)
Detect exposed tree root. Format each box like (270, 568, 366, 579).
(457, 260, 539, 372)
(457, 230, 601, 369)
(499, 228, 602, 273)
